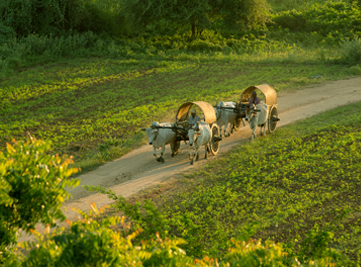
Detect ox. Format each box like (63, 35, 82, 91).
(188, 121, 212, 165)
(245, 104, 269, 141)
(215, 101, 242, 137)
(142, 121, 177, 163)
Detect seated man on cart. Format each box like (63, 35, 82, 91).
(248, 91, 261, 105)
(188, 109, 201, 126)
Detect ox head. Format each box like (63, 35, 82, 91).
(245, 104, 261, 122)
(188, 121, 201, 148)
(141, 121, 160, 145)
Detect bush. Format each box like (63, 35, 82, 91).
(0, 137, 79, 263)
(0, 0, 128, 39)
(270, 1, 361, 44)
(340, 38, 361, 65)
(13, 207, 339, 267)
(17, 206, 196, 267)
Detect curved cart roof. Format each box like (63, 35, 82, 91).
(241, 84, 277, 106)
(176, 101, 216, 124)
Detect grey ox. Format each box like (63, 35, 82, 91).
(245, 104, 269, 141)
(188, 121, 212, 165)
(142, 121, 177, 163)
(215, 101, 241, 138)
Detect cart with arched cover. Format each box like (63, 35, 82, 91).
(216, 83, 280, 133)
(141, 101, 221, 163)
(173, 101, 222, 156)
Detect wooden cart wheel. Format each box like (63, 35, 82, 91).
(171, 140, 181, 157)
(268, 106, 279, 133)
(209, 124, 221, 156)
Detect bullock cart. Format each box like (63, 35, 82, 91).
(174, 101, 222, 156)
(215, 83, 280, 133)
(148, 101, 222, 157)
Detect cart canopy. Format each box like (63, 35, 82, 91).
(176, 101, 216, 124)
(241, 84, 277, 106)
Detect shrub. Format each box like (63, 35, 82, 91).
(270, 1, 361, 44)
(0, 137, 79, 263)
(18, 206, 196, 267)
(340, 38, 361, 65)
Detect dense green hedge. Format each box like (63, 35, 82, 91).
(0, 0, 125, 39)
(270, 1, 361, 43)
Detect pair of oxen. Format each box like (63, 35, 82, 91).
(142, 102, 269, 165)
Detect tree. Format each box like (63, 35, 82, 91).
(0, 137, 79, 263)
(121, 0, 271, 36)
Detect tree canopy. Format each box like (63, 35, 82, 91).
(122, 0, 271, 36)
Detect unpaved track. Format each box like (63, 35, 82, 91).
(19, 78, 361, 242)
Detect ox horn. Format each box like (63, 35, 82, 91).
(141, 128, 147, 131)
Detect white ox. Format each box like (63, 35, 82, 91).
(215, 101, 241, 137)
(188, 121, 212, 165)
(245, 104, 269, 141)
(142, 121, 177, 163)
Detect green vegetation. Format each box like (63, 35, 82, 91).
(87, 101, 361, 265)
(8, 207, 335, 266)
(0, 138, 79, 262)
(122, 0, 271, 36)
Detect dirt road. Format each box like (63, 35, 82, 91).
(19, 78, 361, 242)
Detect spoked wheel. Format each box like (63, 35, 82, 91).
(209, 124, 221, 156)
(268, 106, 279, 133)
(171, 141, 181, 157)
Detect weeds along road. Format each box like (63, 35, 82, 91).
(19, 77, 361, 242)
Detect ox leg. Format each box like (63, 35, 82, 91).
(159, 144, 165, 163)
(205, 145, 208, 159)
(190, 147, 198, 165)
(224, 122, 229, 137)
(251, 127, 257, 141)
(153, 145, 161, 162)
(190, 151, 194, 165)
(171, 143, 174, 157)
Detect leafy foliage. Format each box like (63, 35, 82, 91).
(339, 38, 361, 64)
(0, 0, 125, 38)
(270, 1, 361, 44)
(8, 205, 335, 266)
(18, 206, 195, 267)
(121, 0, 271, 35)
(0, 137, 79, 262)
(84, 185, 171, 241)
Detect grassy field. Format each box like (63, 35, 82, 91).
(0, 52, 357, 173)
(112, 101, 361, 264)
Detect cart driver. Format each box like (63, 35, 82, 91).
(188, 109, 201, 126)
(248, 91, 261, 105)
